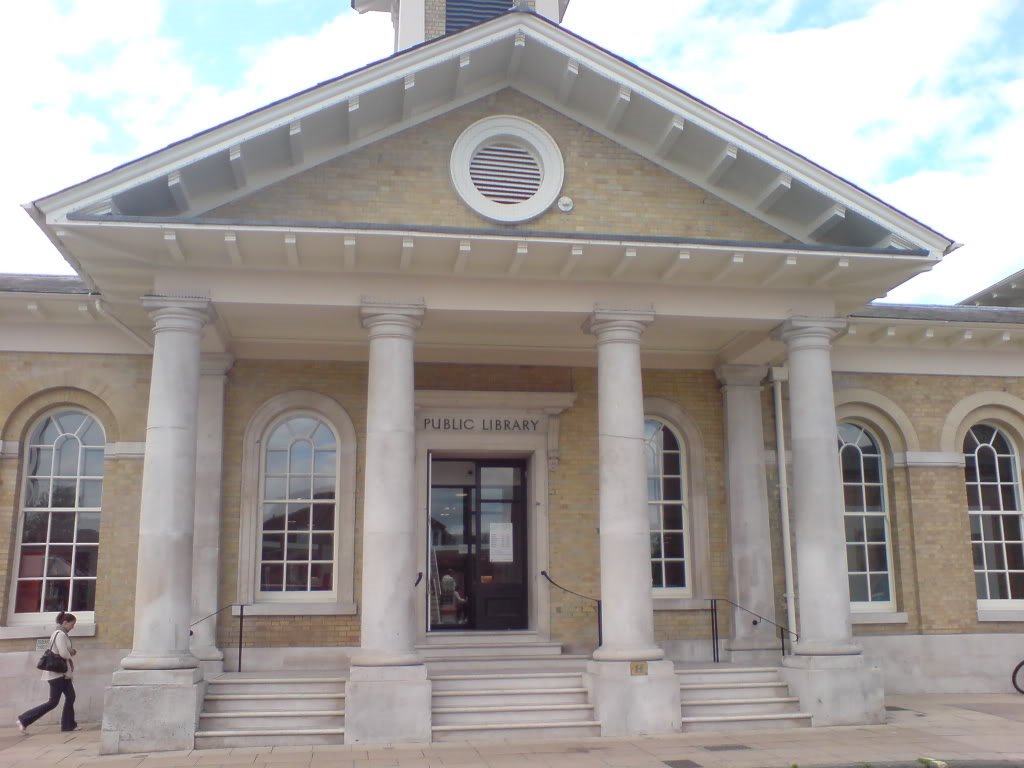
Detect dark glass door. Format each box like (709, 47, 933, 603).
(429, 458, 528, 631)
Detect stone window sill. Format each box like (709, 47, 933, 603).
(652, 597, 706, 611)
(851, 612, 907, 624)
(232, 602, 357, 617)
(978, 609, 1024, 622)
(0, 622, 97, 639)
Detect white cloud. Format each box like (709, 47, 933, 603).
(4, 0, 1021, 306)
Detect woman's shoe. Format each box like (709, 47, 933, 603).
(15, 718, 26, 734)
(61, 725, 77, 732)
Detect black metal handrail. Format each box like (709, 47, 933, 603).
(540, 570, 602, 647)
(190, 603, 248, 672)
(707, 597, 798, 662)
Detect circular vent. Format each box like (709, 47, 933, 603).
(451, 116, 564, 223)
(470, 143, 542, 204)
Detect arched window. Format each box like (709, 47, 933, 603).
(644, 417, 689, 593)
(258, 414, 339, 598)
(12, 410, 105, 620)
(838, 422, 895, 610)
(964, 423, 1024, 603)
(237, 391, 357, 615)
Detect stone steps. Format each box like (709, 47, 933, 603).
(195, 674, 346, 749)
(677, 666, 811, 732)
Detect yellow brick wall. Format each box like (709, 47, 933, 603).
(0, 353, 150, 653)
(209, 89, 793, 244)
(425, 0, 446, 39)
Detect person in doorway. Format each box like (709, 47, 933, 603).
(439, 570, 468, 624)
(16, 611, 78, 733)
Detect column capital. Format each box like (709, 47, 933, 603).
(360, 301, 424, 338)
(142, 295, 213, 333)
(715, 364, 768, 389)
(772, 316, 847, 347)
(583, 308, 654, 343)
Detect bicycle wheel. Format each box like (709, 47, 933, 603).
(1013, 659, 1024, 694)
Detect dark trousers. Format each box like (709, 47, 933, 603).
(18, 677, 76, 731)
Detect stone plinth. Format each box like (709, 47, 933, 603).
(343, 665, 432, 744)
(781, 652, 885, 726)
(585, 659, 679, 736)
(99, 668, 204, 754)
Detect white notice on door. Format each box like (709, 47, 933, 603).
(489, 522, 513, 562)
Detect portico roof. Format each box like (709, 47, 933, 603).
(23, 10, 958, 364)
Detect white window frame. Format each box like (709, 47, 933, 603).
(7, 409, 105, 627)
(645, 416, 691, 597)
(838, 421, 896, 613)
(237, 391, 357, 616)
(643, 397, 711, 609)
(964, 422, 1024, 611)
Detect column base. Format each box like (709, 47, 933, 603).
(344, 664, 431, 744)
(781, 652, 884, 726)
(191, 644, 225, 677)
(120, 651, 200, 670)
(100, 667, 204, 754)
(585, 659, 679, 737)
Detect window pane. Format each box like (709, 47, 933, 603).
(79, 479, 103, 507)
(312, 477, 336, 499)
(71, 580, 96, 612)
(289, 441, 313, 474)
(310, 563, 333, 590)
(265, 450, 287, 474)
(261, 534, 284, 561)
(663, 451, 680, 476)
(286, 533, 310, 560)
(869, 574, 890, 601)
(988, 572, 1009, 599)
(844, 486, 864, 512)
(646, 478, 662, 501)
(650, 533, 662, 559)
(985, 543, 1006, 570)
(964, 457, 978, 483)
(25, 479, 49, 508)
(662, 504, 684, 531)
(312, 423, 334, 448)
(82, 448, 105, 477)
(847, 544, 866, 572)
(55, 437, 80, 476)
(864, 486, 883, 512)
(663, 561, 686, 588)
(312, 503, 335, 530)
(19, 546, 45, 577)
(50, 512, 75, 542)
(22, 511, 48, 543)
(863, 458, 881, 485)
(77, 512, 100, 543)
(867, 544, 888, 571)
(966, 485, 980, 511)
(311, 533, 334, 561)
(648, 503, 661, 528)
(74, 547, 98, 577)
(52, 480, 76, 508)
(81, 419, 104, 446)
(663, 477, 681, 500)
(845, 516, 865, 542)
(865, 516, 886, 543)
(15, 581, 42, 613)
(980, 485, 1001, 511)
(314, 450, 336, 475)
(663, 533, 685, 558)
(1010, 572, 1024, 600)
(288, 476, 311, 500)
(287, 504, 310, 531)
(263, 476, 285, 501)
(286, 563, 308, 591)
(651, 561, 663, 588)
(47, 546, 74, 576)
(260, 564, 283, 591)
(28, 447, 52, 476)
(1006, 543, 1024, 571)
(841, 448, 862, 482)
(973, 542, 985, 568)
(849, 574, 868, 602)
(44, 580, 70, 612)
(1005, 515, 1023, 541)
(978, 447, 998, 482)
(975, 572, 988, 599)
(1002, 485, 1019, 512)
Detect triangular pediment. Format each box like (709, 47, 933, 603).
(33, 11, 950, 257)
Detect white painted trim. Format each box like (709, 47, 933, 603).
(0, 441, 18, 458)
(850, 611, 907, 625)
(416, 390, 576, 411)
(834, 388, 920, 453)
(939, 392, 1024, 453)
(893, 452, 965, 468)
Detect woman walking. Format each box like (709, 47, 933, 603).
(16, 612, 78, 733)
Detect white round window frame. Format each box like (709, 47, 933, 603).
(450, 116, 564, 224)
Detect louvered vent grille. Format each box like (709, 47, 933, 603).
(469, 143, 542, 204)
(446, 0, 513, 35)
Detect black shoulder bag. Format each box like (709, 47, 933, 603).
(36, 631, 68, 674)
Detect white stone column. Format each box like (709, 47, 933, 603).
(190, 354, 233, 675)
(583, 309, 678, 737)
(102, 296, 211, 755)
(775, 319, 856, 655)
(715, 365, 780, 661)
(774, 317, 884, 727)
(346, 301, 431, 744)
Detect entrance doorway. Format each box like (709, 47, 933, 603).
(428, 458, 528, 631)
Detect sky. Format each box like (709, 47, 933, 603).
(4, 0, 1023, 305)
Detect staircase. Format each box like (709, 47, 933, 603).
(677, 665, 811, 731)
(423, 632, 600, 742)
(195, 673, 346, 748)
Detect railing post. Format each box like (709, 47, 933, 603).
(596, 600, 603, 648)
(710, 598, 720, 663)
(237, 604, 244, 673)
(779, 625, 785, 660)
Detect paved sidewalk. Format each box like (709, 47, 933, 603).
(2, 694, 1023, 768)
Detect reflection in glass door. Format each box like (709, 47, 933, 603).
(428, 458, 527, 631)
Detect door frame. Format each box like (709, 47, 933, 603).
(414, 391, 575, 643)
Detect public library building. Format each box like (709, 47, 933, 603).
(2, 0, 1024, 753)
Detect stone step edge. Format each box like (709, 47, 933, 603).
(206, 693, 345, 700)
(680, 712, 812, 724)
(200, 710, 345, 718)
(679, 682, 786, 690)
(207, 677, 348, 684)
(431, 672, 581, 681)
(676, 666, 779, 674)
(434, 704, 593, 714)
(432, 720, 600, 732)
(434, 687, 586, 697)
(680, 697, 799, 706)
(425, 654, 589, 661)
(195, 728, 346, 737)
